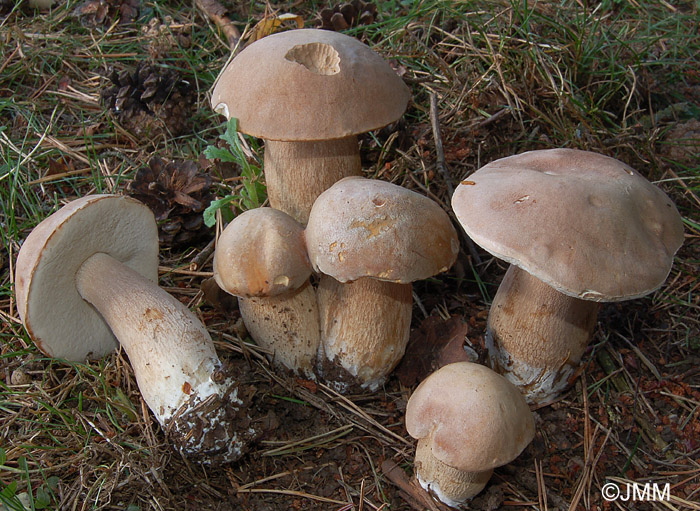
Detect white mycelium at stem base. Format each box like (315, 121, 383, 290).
(452, 149, 685, 404)
(486, 265, 599, 403)
(15, 195, 255, 464)
(76, 252, 248, 460)
(414, 437, 493, 507)
(405, 362, 535, 507)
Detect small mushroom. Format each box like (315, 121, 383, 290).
(405, 362, 535, 507)
(214, 207, 320, 378)
(306, 177, 459, 390)
(451, 149, 685, 403)
(211, 28, 410, 225)
(15, 195, 256, 463)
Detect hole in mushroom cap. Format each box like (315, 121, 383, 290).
(284, 43, 341, 75)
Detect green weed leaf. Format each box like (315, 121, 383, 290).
(202, 146, 238, 163)
(202, 118, 266, 226)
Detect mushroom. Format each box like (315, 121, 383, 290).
(210, 28, 410, 225)
(451, 149, 685, 403)
(213, 207, 320, 378)
(306, 177, 460, 390)
(15, 195, 256, 463)
(405, 362, 535, 507)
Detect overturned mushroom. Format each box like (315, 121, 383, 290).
(214, 207, 320, 378)
(405, 362, 535, 507)
(306, 177, 459, 391)
(15, 195, 257, 463)
(452, 149, 684, 403)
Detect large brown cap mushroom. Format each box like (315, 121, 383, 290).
(306, 176, 460, 283)
(214, 207, 312, 298)
(15, 195, 158, 360)
(451, 148, 684, 301)
(211, 29, 410, 141)
(405, 362, 535, 506)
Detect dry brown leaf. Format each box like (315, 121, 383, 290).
(396, 314, 470, 387)
(246, 13, 304, 44)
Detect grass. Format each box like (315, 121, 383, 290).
(1, 0, 699, 509)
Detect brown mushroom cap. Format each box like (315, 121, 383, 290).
(14, 195, 159, 360)
(405, 362, 535, 473)
(210, 29, 410, 141)
(214, 207, 312, 298)
(305, 176, 459, 283)
(452, 149, 685, 301)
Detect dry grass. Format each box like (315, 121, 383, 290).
(1, 0, 699, 510)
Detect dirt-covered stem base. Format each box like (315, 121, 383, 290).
(414, 437, 493, 507)
(76, 252, 255, 463)
(487, 265, 600, 403)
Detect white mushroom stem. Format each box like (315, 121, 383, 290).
(316, 276, 412, 391)
(238, 281, 320, 379)
(487, 265, 600, 403)
(76, 252, 253, 463)
(264, 137, 362, 225)
(414, 437, 493, 507)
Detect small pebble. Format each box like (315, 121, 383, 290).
(10, 368, 32, 385)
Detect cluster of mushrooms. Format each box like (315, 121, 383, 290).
(15, 28, 684, 508)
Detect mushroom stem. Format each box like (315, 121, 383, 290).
(414, 437, 493, 507)
(486, 265, 600, 403)
(316, 276, 412, 391)
(264, 137, 362, 224)
(238, 281, 321, 379)
(76, 252, 253, 463)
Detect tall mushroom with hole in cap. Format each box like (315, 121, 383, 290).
(405, 362, 535, 507)
(210, 28, 410, 225)
(213, 207, 320, 378)
(451, 149, 685, 403)
(15, 195, 257, 464)
(306, 177, 460, 391)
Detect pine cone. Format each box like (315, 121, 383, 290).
(73, 0, 139, 26)
(101, 64, 194, 139)
(319, 1, 377, 31)
(142, 16, 192, 59)
(128, 157, 213, 247)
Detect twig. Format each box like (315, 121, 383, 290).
(380, 460, 449, 511)
(235, 487, 346, 505)
(189, 237, 216, 271)
(429, 92, 453, 197)
(196, 0, 241, 49)
(428, 93, 484, 267)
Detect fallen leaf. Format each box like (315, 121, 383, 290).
(396, 314, 470, 386)
(246, 13, 304, 44)
(201, 277, 238, 315)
